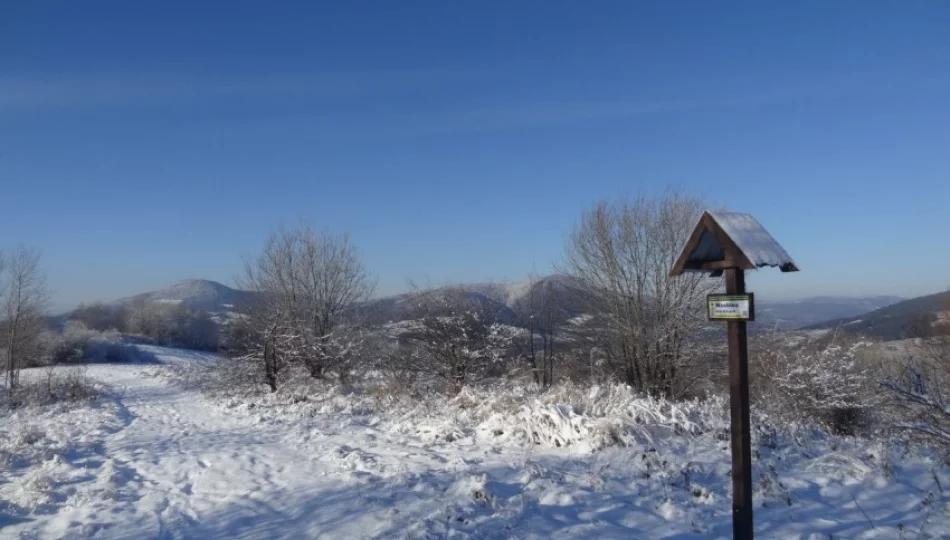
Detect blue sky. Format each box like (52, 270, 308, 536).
(2, 2, 949, 311)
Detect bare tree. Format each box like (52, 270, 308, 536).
(229, 301, 288, 392)
(171, 305, 220, 351)
(125, 300, 178, 343)
(236, 227, 300, 391)
(293, 225, 375, 380)
(237, 223, 374, 390)
(563, 190, 717, 398)
(883, 335, 950, 451)
(1, 246, 49, 394)
(71, 302, 128, 332)
(516, 275, 565, 388)
(882, 302, 950, 452)
(402, 285, 515, 394)
(123, 301, 218, 350)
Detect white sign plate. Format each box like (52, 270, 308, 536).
(708, 294, 754, 321)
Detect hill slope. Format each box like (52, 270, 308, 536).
(756, 295, 903, 330)
(51, 280, 256, 330)
(361, 288, 518, 326)
(111, 279, 256, 313)
(57, 277, 906, 337)
(473, 274, 593, 319)
(804, 290, 950, 340)
(361, 275, 590, 327)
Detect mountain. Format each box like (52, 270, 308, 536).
(49, 279, 255, 331)
(361, 274, 590, 327)
(804, 290, 950, 340)
(56, 277, 908, 338)
(363, 278, 903, 334)
(472, 274, 592, 318)
(361, 288, 519, 326)
(111, 279, 256, 313)
(755, 295, 904, 331)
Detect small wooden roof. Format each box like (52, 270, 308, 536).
(670, 211, 799, 276)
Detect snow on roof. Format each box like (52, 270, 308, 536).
(707, 211, 797, 270)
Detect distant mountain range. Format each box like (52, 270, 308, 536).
(361, 275, 590, 326)
(755, 295, 904, 331)
(60, 277, 909, 337)
(804, 290, 950, 340)
(49, 280, 257, 329)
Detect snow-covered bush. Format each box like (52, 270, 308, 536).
(400, 287, 516, 394)
(2, 364, 100, 410)
(70, 301, 129, 332)
(124, 301, 219, 351)
(468, 383, 725, 451)
(211, 374, 726, 453)
(751, 335, 877, 435)
(42, 322, 141, 365)
(882, 335, 950, 454)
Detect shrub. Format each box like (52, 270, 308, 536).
(42, 322, 141, 366)
(882, 335, 950, 454)
(751, 334, 877, 434)
(5, 365, 99, 409)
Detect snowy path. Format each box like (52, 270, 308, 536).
(3, 349, 700, 539)
(86, 365, 339, 539)
(3, 352, 450, 539)
(5, 345, 950, 539)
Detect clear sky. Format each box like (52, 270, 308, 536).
(2, 1, 949, 311)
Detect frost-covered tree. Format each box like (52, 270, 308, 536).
(172, 306, 219, 351)
(516, 275, 566, 388)
(563, 190, 716, 398)
(291, 225, 375, 379)
(228, 302, 292, 392)
(237, 223, 374, 389)
(0, 246, 49, 393)
(403, 286, 515, 394)
(125, 300, 172, 342)
(71, 302, 129, 333)
(123, 301, 219, 351)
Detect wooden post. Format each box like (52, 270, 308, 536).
(725, 267, 753, 539)
(671, 210, 798, 538)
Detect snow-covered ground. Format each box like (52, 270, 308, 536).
(2, 345, 950, 538)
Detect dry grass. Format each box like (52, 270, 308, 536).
(3, 366, 100, 410)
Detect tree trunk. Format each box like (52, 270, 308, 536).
(264, 336, 277, 392)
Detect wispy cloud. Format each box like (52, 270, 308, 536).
(8, 68, 945, 138)
(0, 70, 478, 111)
(315, 69, 950, 137)
(401, 99, 709, 134)
(190, 79, 855, 142)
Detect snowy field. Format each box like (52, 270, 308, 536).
(2, 345, 950, 539)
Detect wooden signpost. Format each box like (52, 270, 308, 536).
(671, 211, 798, 540)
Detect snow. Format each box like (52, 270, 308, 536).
(3, 344, 950, 538)
(568, 314, 594, 326)
(708, 211, 798, 270)
(498, 278, 536, 307)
